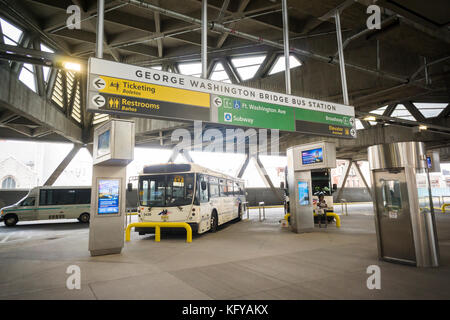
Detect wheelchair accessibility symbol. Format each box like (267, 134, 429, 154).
(233, 100, 241, 110)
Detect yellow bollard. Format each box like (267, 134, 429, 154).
(328, 212, 341, 228)
(155, 225, 160, 242)
(442, 203, 450, 213)
(125, 222, 192, 243)
(284, 213, 290, 226)
(313, 211, 341, 228)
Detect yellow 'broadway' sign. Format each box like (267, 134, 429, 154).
(98, 76, 210, 108)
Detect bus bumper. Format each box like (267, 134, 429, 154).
(135, 223, 198, 235)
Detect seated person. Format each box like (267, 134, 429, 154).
(317, 194, 328, 214)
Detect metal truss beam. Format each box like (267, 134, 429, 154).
(44, 143, 82, 185)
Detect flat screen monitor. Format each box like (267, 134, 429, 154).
(98, 179, 120, 214)
(298, 181, 309, 206)
(301, 147, 324, 165)
(97, 129, 111, 157)
(426, 156, 432, 169)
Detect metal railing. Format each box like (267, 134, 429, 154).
(339, 199, 349, 216)
(125, 222, 192, 243)
(258, 202, 266, 222)
(242, 201, 249, 219)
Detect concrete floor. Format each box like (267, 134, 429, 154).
(0, 205, 449, 300)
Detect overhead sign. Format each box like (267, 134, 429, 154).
(87, 58, 356, 138)
(214, 95, 295, 131)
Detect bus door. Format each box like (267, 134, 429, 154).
(209, 177, 222, 223)
(226, 180, 236, 219)
(198, 175, 212, 231)
(218, 179, 228, 222)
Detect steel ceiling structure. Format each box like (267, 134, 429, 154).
(0, 0, 448, 161)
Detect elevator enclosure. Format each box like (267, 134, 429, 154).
(368, 142, 439, 267)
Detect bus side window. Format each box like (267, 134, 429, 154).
(219, 179, 227, 196)
(21, 197, 35, 207)
(227, 180, 234, 196)
(235, 182, 244, 195)
(39, 190, 46, 205)
(76, 189, 91, 204)
(233, 182, 240, 196)
(209, 176, 219, 198)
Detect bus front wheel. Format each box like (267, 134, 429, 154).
(78, 213, 90, 223)
(210, 211, 218, 233)
(4, 214, 18, 227)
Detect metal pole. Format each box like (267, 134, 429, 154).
(376, 40, 380, 71)
(201, 0, 207, 79)
(424, 57, 429, 85)
(335, 10, 349, 105)
(96, 0, 105, 58)
(281, 0, 291, 94)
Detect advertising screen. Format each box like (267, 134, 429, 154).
(298, 181, 310, 206)
(97, 130, 110, 156)
(301, 148, 323, 165)
(98, 179, 120, 214)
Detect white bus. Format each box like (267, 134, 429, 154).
(0, 186, 91, 227)
(134, 163, 246, 235)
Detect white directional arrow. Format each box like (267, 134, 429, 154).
(93, 77, 106, 90)
(213, 96, 222, 107)
(92, 94, 106, 107)
(349, 117, 355, 126)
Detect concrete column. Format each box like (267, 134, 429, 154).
(44, 144, 82, 185)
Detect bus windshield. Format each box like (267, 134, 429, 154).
(139, 174, 195, 207)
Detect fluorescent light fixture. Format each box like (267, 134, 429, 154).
(419, 125, 428, 131)
(363, 115, 376, 121)
(63, 62, 81, 72)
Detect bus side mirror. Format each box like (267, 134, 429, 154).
(201, 181, 207, 191)
(127, 183, 133, 192)
(332, 184, 337, 192)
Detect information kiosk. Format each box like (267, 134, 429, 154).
(286, 142, 336, 233)
(89, 119, 135, 256)
(368, 142, 439, 267)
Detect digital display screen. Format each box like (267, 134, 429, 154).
(298, 181, 310, 206)
(98, 179, 119, 214)
(97, 130, 110, 157)
(302, 148, 324, 165)
(426, 156, 432, 169)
